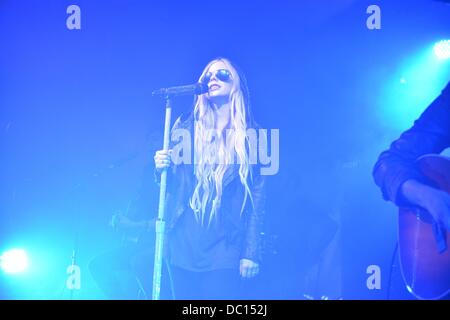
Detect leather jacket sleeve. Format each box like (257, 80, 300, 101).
(372, 82, 450, 206)
(241, 165, 267, 263)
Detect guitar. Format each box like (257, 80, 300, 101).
(398, 154, 450, 300)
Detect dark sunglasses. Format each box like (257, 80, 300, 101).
(201, 69, 232, 83)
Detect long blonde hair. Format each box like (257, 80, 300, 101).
(189, 58, 254, 225)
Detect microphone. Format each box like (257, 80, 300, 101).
(152, 82, 209, 97)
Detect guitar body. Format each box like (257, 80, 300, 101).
(398, 154, 450, 300)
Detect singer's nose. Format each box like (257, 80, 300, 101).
(209, 72, 218, 82)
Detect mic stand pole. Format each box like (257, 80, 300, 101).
(70, 232, 78, 300)
(152, 95, 172, 300)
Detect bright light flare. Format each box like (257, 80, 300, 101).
(0, 249, 29, 274)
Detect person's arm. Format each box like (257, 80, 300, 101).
(240, 167, 266, 278)
(401, 179, 450, 230)
(109, 163, 159, 241)
(373, 82, 450, 207)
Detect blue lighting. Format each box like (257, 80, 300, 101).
(434, 40, 450, 60)
(380, 43, 450, 131)
(0, 249, 29, 274)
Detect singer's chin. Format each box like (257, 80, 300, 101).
(208, 91, 225, 100)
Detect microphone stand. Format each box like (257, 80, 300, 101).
(151, 83, 206, 300)
(152, 96, 172, 300)
(69, 232, 78, 300)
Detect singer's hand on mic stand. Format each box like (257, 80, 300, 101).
(154, 149, 173, 173)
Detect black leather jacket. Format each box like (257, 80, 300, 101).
(373, 81, 450, 206)
(156, 114, 267, 263)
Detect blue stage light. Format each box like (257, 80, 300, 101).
(434, 40, 450, 60)
(0, 249, 29, 274)
(380, 42, 450, 131)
